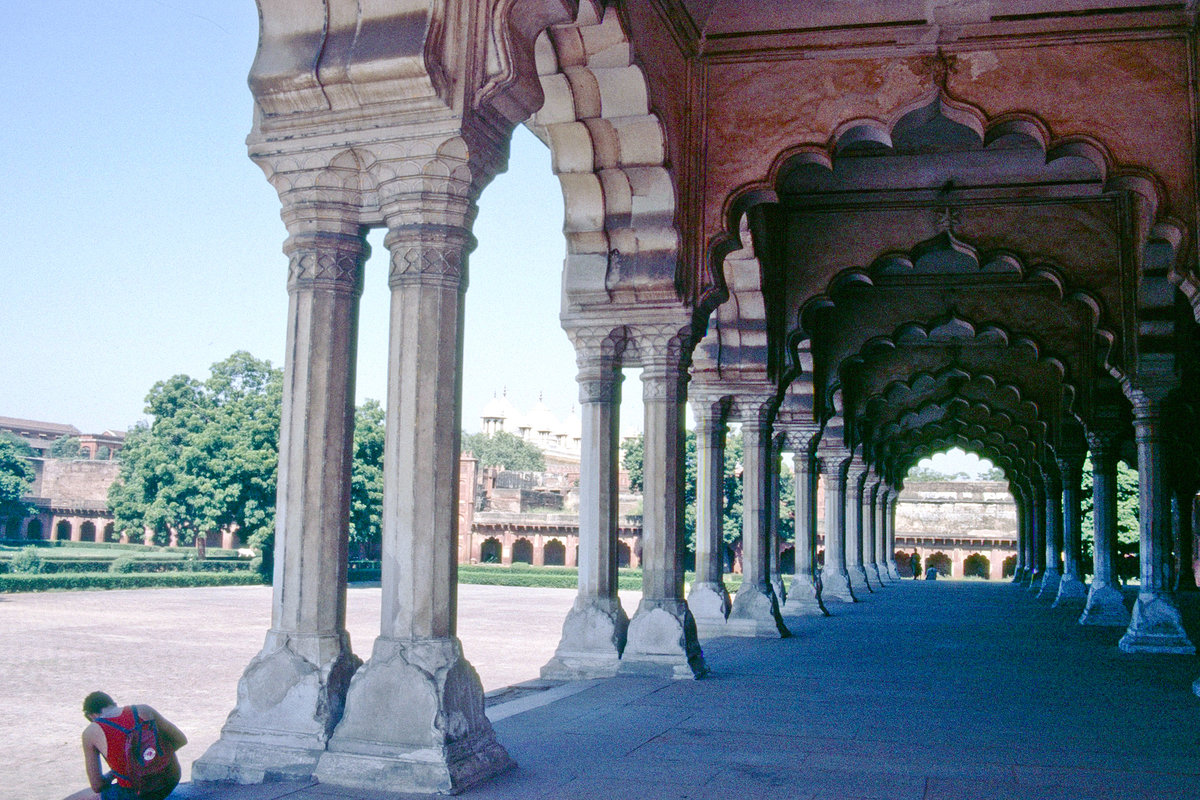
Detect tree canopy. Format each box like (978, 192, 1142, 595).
(0, 433, 35, 523)
(350, 400, 385, 547)
(461, 430, 545, 472)
(49, 436, 82, 459)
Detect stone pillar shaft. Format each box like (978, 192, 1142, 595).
(728, 418, 787, 636)
(194, 226, 367, 784)
(688, 406, 731, 635)
(784, 445, 824, 614)
(543, 367, 628, 677)
(1055, 455, 1088, 608)
(1080, 433, 1129, 625)
(817, 446, 855, 602)
(1119, 394, 1195, 653)
(844, 461, 871, 594)
(1038, 464, 1063, 599)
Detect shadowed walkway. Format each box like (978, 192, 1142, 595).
(176, 581, 1200, 800)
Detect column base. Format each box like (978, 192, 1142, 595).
(865, 563, 884, 589)
(726, 582, 790, 638)
(1010, 567, 1025, 584)
(192, 630, 360, 784)
(315, 637, 511, 795)
(821, 568, 857, 603)
(1052, 575, 1088, 611)
(541, 595, 628, 679)
(1118, 594, 1196, 655)
(782, 574, 828, 616)
(770, 573, 788, 606)
(1193, 675, 1200, 699)
(849, 565, 872, 596)
(1078, 583, 1131, 626)
(619, 599, 708, 679)
(1036, 569, 1062, 600)
(887, 560, 901, 581)
(687, 580, 730, 638)
(1025, 569, 1042, 590)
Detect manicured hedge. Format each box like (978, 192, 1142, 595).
(0, 572, 265, 593)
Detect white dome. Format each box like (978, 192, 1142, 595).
(528, 396, 558, 435)
(561, 406, 582, 440)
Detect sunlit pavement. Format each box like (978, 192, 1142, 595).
(169, 581, 1200, 800)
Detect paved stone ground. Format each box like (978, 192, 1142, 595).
(7, 583, 620, 800)
(14, 581, 1200, 799)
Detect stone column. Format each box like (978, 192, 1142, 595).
(844, 456, 872, 596)
(687, 400, 730, 636)
(1118, 391, 1196, 653)
(543, 356, 628, 677)
(881, 484, 901, 580)
(316, 220, 512, 793)
(816, 441, 856, 602)
(1037, 459, 1063, 600)
(873, 472, 891, 584)
(1080, 429, 1131, 625)
(195, 224, 367, 784)
(1027, 476, 1046, 590)
(1172, 487, 1198, 592)
(783, 437, 825, 615)
(620, 330, 707, 677)
(768, 434, 788, 606)
(1054, 452, 1088, 609)
(1011, 484, 1028, 583)
(728, 405, 789, 637)
(863, 474, 883, 587)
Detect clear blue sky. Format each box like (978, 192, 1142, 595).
(1, 1, 593, 438)
(0, 2, 989, 477)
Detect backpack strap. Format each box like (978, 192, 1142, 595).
(95, 717, 131, 735)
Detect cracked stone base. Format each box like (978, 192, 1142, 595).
(782, 575, 827, 616)
(314, 636, 512, 794)
(1078, 583, 1131, 627)
(192, 630, 360, 784)
(1118, 595, 1196, 654)
(620, 600, 708, 679)
(821, 569, 857, 603)
(542, 596, 628, 679)
(687, 581, 730, 638)
(726, 583, 790, 638)
(1036, 570, 1062, 600)
(1052, 575, 1088, 611)
(770, 574, 788, 606)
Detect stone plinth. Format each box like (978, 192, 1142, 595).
(688, 580, 730, 638)
(1036, 569, 1061, 601)
(726, 582, 789, 637)
(781, 574, 827, 616)
(1052, 575, 1088, 611)
(314, 638, 512, 794)
(542, 596, 628, 679)
(1118, 595, 1196, 655)
(619, 599, 708, 679)
(1078, 584, 1131, 627)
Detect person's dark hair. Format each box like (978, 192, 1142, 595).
(83, 691, 115, 717)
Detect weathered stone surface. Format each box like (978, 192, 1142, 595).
(688, 580, 731, 638)
(726, 582, 789, 638)
(315, 638, 511, 794)
(619, 600, 708, 679)
(542, 596, 628, 679)
(1079, 584, 1131, 627)
(1118, 595, 1196, 655)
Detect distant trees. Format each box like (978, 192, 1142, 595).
(461, 430, 545, 472)
(350, 400, 385, 548)
(49, 436, 82, 459)
(0, 433, 35, 523)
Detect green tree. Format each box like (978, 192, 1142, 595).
(0, 433, 35, 523)
(462, 430, 545, 471)
(621, 435, 644, 492)
(49, 436, 82, 459)
(108, 352, 282, 549)
(350, 400, 385, 548)
(1079, 454, 1140, 553)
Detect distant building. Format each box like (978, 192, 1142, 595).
(0, 416, 125, 541)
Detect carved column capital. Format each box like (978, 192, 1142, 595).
(284, 231, 368, 295)
(384, 224, 474, 291)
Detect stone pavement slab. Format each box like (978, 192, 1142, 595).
(159, 581, 1200, 800)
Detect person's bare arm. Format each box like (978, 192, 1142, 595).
(82, 726, 107, 793)
(143, 706, 188, 750)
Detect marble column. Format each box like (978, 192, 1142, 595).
(316, 222, 511, 793)
(1080, 429, 1131, 626)
(783, 440, 825, 615)
(728, 409, 789, 637)
(844, 456, 873, 596)
(620, 333, 707, 677)
(687, 401, 730, 636)
(768, 434, 788, 606)
(1172, 488, 1198, 592)
(863, 474, 883, 588)
(1119, 391, 1195, 654)
(1037, 460, 1063, 600)
(195, 225, 367, 784)
(1054, 453, 1088, 609)
(816, 442, 856, 602)
(543, 361, 628, 677)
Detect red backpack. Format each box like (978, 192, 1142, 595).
(97, 706, 178, 797)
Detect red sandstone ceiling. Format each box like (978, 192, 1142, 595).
(673, 0, 1177, 38)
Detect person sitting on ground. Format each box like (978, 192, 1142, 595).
(63, 691, 187, 800)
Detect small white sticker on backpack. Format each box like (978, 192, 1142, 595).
(143, 747, 157, 761)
